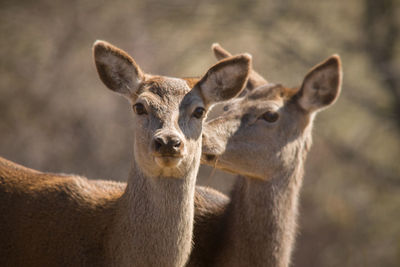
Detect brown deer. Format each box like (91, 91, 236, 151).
(189, 44, 343, 267)
(0, 41, 251, 266)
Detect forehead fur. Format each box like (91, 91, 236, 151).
(137, 76, 190, 105)
(247, 84, 299, 102)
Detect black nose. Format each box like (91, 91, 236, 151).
(170, 136, 181, 148)
(153, 135, 182, 153)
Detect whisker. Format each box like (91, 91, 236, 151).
(204, 156, 219, 185)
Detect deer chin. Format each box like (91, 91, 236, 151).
(154, 155, 183, 168)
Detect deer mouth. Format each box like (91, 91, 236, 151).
(204, 154, 216, 161)
(154, 154, 183, 168)
(153, 152, 183, 158)
(201, 153, 217, 165)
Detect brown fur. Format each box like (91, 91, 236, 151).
(0, 40, 251, 266)
(183, 77, 200, 89)
(0, 157, 229, 266)
(188, 54, 342, 267)
(0, 157, 122, 266)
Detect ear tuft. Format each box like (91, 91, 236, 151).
(211, 42, 220, 50)
(242, 53, 252, 60)
(297, 54, 342, 113)
(93, 40, 144, 97)
(93, 40, 108, 49)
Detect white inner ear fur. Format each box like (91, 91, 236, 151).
(94, 41, 144, 99)
(99, 54, 142, 96)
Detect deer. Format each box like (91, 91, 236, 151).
(188, 44, 342, 267)
(0, 41, 251, 266)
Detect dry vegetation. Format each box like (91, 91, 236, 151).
(0, 0, 399, 266)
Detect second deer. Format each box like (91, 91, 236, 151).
(189, 44, 342, 267)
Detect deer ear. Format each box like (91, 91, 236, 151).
(196, 54, 251, 107)
(297, 55, 342, 113)
(212, 43, 268, 90)
(212, 43, 233, 60)
(93, 40, 144, 98)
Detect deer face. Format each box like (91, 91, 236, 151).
(131, 77, 201, 176)
(93, 41, 251, 178)
(202, 55, 342, 180)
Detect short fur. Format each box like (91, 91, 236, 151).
(188, 52, 342, 267)
(0, 40, 251, 266)
(0, 157, 228, 266)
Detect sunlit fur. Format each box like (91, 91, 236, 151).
(188, 52, 342, 267)
(0, 156, 228, 266)
(0, 41, 250, 266)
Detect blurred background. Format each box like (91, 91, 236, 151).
(0, 0, 399, 266)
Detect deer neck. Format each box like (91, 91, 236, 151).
(107, 154, 200, 267)
(219, 146, 307, 267)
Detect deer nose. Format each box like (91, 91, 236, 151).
(170, 136, 182, 148)
(153, 134, 182, 154)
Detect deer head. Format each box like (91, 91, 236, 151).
(202, 55, 342, 179)
(93, 41, 251, 178)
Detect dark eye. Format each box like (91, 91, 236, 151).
(133, 103, 147, 115)
(192, 107, 206, 119)
(262, 111, 279, 123)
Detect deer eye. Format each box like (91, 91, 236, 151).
(192, 107, 206, 119)
(262, 111, 279, 123)
(133, 103, 147, 115)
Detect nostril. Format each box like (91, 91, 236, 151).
(154, 137, 165, 151)
(170, 137, 182, 148)
(173, 140, 181, 148)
